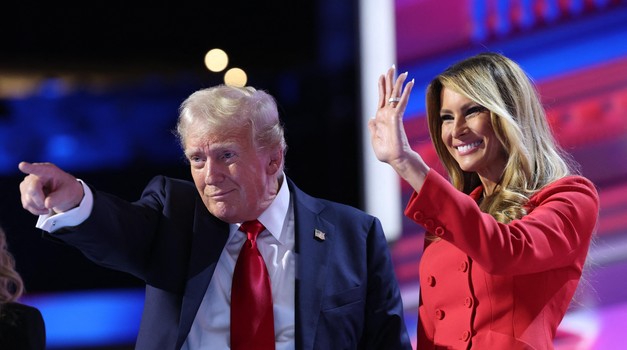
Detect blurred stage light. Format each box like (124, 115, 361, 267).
(21, 288, 144, 349)
(204, 48, 229, 72)
(224, 67, 247, 87)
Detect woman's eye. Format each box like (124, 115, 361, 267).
(440, 114, 453, 122)
(466, 106, 487, 116)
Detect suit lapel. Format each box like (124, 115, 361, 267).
(176, 198, 230, 349)
(174, 177, 331, 349)
(289, 179, 333, 350)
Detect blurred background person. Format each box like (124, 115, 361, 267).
(0, 225, 46, 349)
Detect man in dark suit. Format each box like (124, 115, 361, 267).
(18, 85, 412, 350)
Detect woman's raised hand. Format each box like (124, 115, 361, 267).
(368, 66, 430, 190)
(368, 66, 414, 166)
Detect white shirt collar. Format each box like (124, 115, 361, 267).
(257, 173, 290, 243)
(232, 173, 290, 244)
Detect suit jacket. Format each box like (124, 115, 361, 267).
(0, 302, 46, 350)
(405, 170, 599, 349)
(49, 176, 411, 350)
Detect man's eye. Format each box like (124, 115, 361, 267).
(188, 156, 205, 166)
(222, 152, 235, 160)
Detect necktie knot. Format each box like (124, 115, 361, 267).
(239, 220, 265, 242)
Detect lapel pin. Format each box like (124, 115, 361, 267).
(314, 229, 326, 241)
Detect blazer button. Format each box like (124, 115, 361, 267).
(458, 261, 468, 272)
(461, 330, 471, 342)
(434, 227, 445, 237)
(412, 211, 424, 221)
(426, 275, 436, 287)
(464, 297, 474, 308)
(434, 309, 445, 320)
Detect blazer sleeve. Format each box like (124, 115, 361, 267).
(363, 217, 413, 349)
(404, 169, 600, 275)
(45, 175, 196, 281)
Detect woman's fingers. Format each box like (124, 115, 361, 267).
(377, 74, 386, 109)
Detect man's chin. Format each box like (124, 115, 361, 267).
(205, 202, 238, 223)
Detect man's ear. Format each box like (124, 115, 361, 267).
(267, 148, 283, 174)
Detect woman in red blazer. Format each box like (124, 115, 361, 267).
(368, 52, 599, 349)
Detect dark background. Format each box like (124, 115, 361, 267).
(1, 0, 363, 293)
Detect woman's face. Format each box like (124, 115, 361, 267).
(440, 87, 507, 187)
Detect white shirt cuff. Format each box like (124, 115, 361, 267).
(36, 179, 94, 233)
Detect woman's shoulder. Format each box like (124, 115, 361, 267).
(541, 175, 597, 194)
(0, 302, 46, 349)
(1, 302, 43, 316)
(530, 175, 599, 208)
(0, 302, 44, 328)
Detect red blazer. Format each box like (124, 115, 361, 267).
(405, 170, 599, 350)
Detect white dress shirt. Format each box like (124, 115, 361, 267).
(182, 176, 296, 349)
(36, 177, 296, 349)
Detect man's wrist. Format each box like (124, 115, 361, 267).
(36, 180, 93, 232)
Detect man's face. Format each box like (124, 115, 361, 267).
(184, 125, 280, 223)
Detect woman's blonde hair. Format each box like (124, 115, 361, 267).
(0, 226, 24, 304)
(426, 52, 577, 222)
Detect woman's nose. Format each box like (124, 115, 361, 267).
(452, 117, 468, 138)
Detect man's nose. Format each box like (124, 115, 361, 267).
(204, 160, 223, 184)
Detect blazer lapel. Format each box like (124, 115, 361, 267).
(176, 198, 230, 349)
(290, 179, 333, 350)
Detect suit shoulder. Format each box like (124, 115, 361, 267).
(0, 302, 43, 318)
(312, 198, 381, 230)
(320, 198, 371, 216)
(144, 175, 197, 195)
(0, 303, 45, 350)
(287, 178, 375, 220)
(148, 175, 195, 188)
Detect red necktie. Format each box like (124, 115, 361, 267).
(231, 220, 275, 350)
